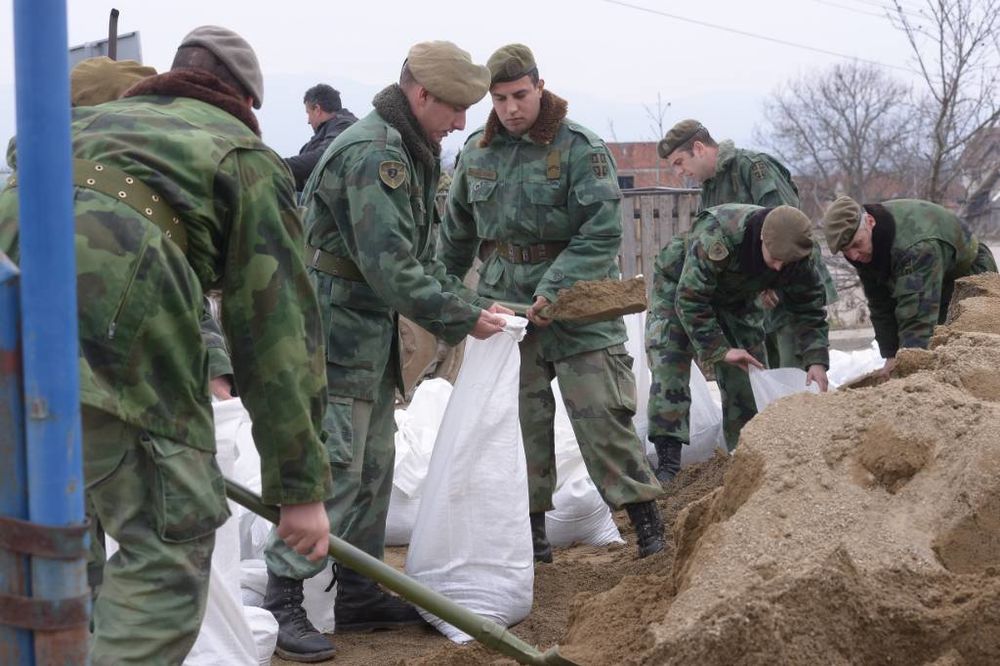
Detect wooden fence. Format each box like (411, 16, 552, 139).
(617, 187, 701, 293)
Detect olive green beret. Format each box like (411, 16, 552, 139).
(487, 43, 537, 85)
(70, 57, 157, 107)
(406, 41, 490, 108)
(823, 195, 864, 253)
(761, 206, 814, 263)
(179, 25, 263, 109)
(657, 118, 705, 159)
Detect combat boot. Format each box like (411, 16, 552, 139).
(529, 512, 553, 563)
(625, 501, 666, 558)
(333, 565, 425, 631)
(651, 436, 684, 484)
(262, 571, 336, 662)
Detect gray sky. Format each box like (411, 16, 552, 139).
(1, 0, 926, 164)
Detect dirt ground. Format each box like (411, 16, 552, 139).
(273, 453, 729, 666)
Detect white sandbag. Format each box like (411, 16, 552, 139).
(184, 398, 278, 666)
(405, 316, 533, 643)
(748, 366, 820, 413)
(546, 381, 624, 547)
(624, 312, 651, 443)
(680, 363, 727, 466)
(827, 339, 884, 389)
(385, 378, 454, 545)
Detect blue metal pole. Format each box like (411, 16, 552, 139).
(0, 255, 32, 665)
(12, 0, 88, 662)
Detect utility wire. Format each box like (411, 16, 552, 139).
(600, 0, 919, 75)
(810, 0, 888, 19)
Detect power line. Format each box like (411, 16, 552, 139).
(810, 0, 888, 19)
(600, 0, 918, 75)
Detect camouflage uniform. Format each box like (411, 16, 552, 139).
(265, 84, 486, 578)
(696, 139, 836, 368)
(440, 90, 661, 513)
(850, 199, 997, 357)
(646, 204, 830, 451)
(0, 74, 331, 664)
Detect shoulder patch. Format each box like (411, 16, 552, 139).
(750, 161, 769, 182)
(590, 152, 610, 179)
(708, 241, 730, 262)
(379, 160, 406, 189)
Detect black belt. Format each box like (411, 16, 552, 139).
(479, 239, 568, 264)
(305, 245, 365, 282)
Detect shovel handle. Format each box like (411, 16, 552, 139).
(493, 300, 553, 319)
(223, 479, 577, 666)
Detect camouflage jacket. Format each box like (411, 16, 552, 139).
(440, 90, 627, 361)
(0, 72, 331, 505)
(658, 203, 829, 369)
(853, 199, 989, 357)
(301, 84, 484, 400)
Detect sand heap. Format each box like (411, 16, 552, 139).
(559, 274, 1000, 665)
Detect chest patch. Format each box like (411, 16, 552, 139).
(750, 161, 768, 182)
(590, 152, 610, 179)
(379, 160, 407, 189)
(708, 240, 729, 262)
(467, 167, 497, 181)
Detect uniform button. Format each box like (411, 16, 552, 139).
(551, 270, 564, 281)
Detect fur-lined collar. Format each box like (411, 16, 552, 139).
(372, 84, 438, 168)
(122, 69, 260, 136)
(478, 90, 568, 148)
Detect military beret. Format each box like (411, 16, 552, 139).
(406, 41, 490, 108)
(486, 44, 537, 85)
(657, 119, 706, 159)
(70, 57, 157, 107)
(823, 195, 864, 253)
(179, 25, 263, 109)
(761, 206, 814, 263)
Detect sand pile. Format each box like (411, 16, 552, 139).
(558, 274, 1000, 665)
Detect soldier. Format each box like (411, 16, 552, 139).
(262, 41, 508, 662)
(823, 196, 997, 377)
(439, 44, 665, 564)
(646, 204, 831, 461)
(651, 120, 835, 481)
(284, 83, 359, 191)
(0, 26, 332, 665)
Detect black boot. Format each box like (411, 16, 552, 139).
(263, 572, 336, 662)
(651, 436, 684, 484)
(529, 512, 553, 563)
(625, 501, 666, 558)
(333, 565, 425, 632)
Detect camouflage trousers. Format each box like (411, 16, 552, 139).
(83, 407, 227, 666)
(520, 333, 662, 513)
(266, 371, 396, 579)
(646, 288, 764, 453)
(763, 325, 803, 369)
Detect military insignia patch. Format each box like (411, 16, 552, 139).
(590, 153, 609, 179)
(751, 161, 768, 181)
(707, 241, 729, 261)
(379, 161, 406, 189)
(467, 167, 497, 181)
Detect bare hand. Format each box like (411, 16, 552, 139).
(277, 501, 330, 562)
(526, 296, 554, 328)
(488, 302, 515, 316)
(806, 364, 829, 392)
(723, 348, 765, 372)
(209, 375, 234, 400)
(878, 356, 897, 380)
(470, 309, 507, 339)
(760, 289, 779, 310)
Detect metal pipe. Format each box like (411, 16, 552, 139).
(12, 0, 88, 662)
(0, 255, 32, 665)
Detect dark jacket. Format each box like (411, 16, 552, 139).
(285, 108, 358, 190)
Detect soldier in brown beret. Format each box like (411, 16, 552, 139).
(264, 41, 509, 661)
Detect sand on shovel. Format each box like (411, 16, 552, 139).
(544, 276, 648, 322)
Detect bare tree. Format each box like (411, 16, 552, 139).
(890, 0, 1000, 202)
(642, 93, 671, 186)
(756, 62, 915, 218)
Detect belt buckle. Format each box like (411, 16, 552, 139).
(310, 248, 322, 268)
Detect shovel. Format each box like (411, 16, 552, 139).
(496, 276, 647, 323)
(224, 479, 580, 666)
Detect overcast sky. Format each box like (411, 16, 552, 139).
(1, 0, 928, 165)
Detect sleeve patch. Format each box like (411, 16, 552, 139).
(590, 152, 610, 179)
(379, 160, 407, 189)
(751, 161, 769, 181)
(708, 241, 730, 261)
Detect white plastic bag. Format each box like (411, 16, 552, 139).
(827, 339, 884, 389)
(748, 366, 820, 413)
(405, 315, 533, 643)
(681, 363, 727, 465)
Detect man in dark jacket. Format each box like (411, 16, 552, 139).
(284, 83, 358, 190)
